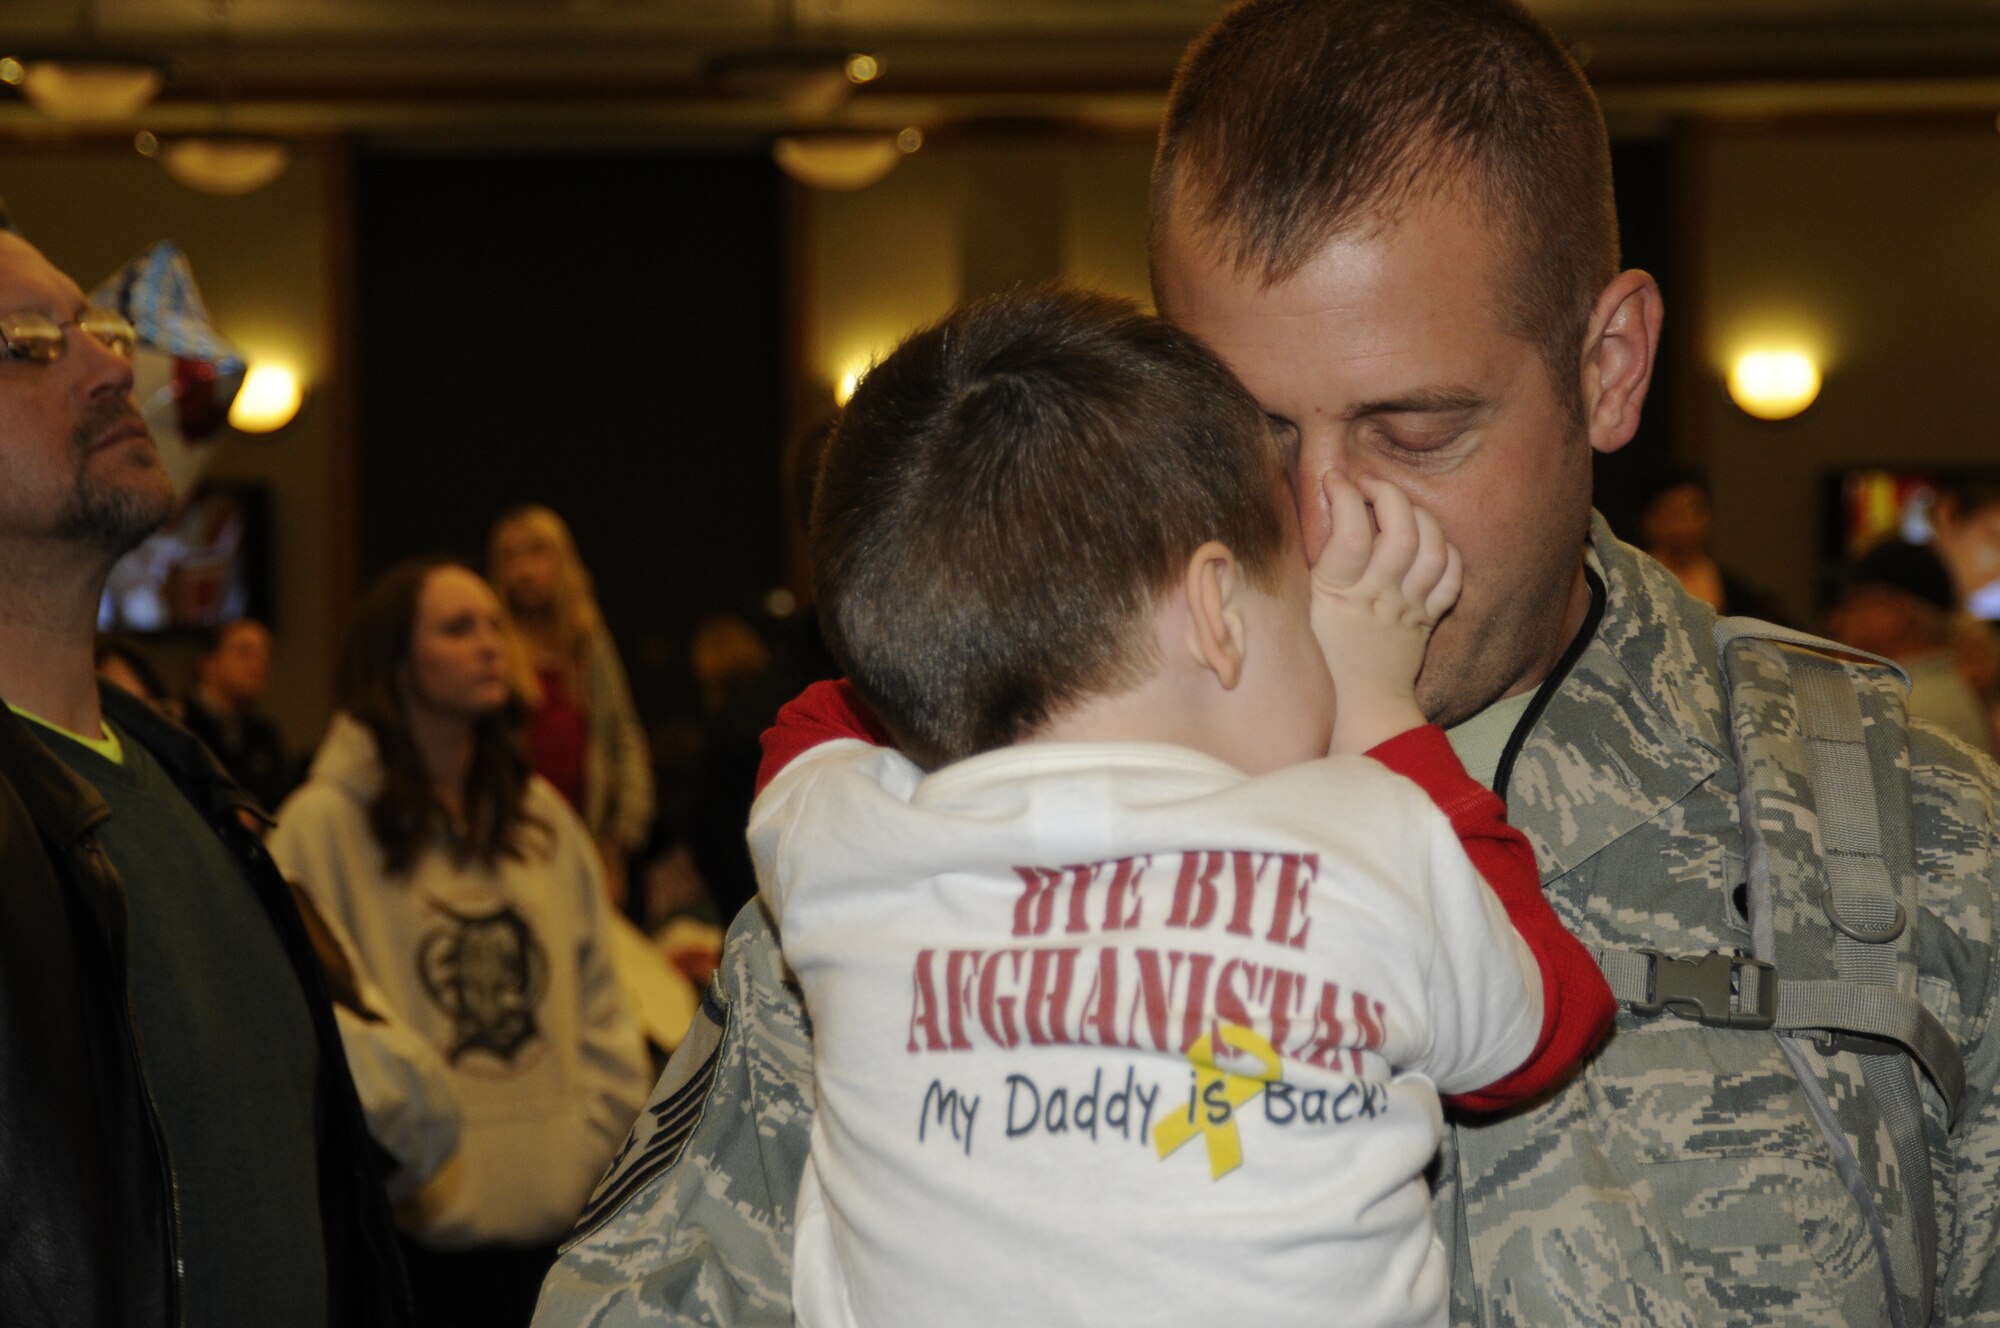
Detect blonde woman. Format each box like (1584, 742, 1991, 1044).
(488, 506, 654, 899)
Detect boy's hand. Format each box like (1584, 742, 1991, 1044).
(1310, 474, 1463, 754)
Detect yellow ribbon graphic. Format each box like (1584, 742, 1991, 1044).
(1153, 1023, 1283, 1179)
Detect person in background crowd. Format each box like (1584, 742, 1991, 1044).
(1929, 481, 2000, 748)
(1823, 537, 1998, 758)
(1636, 466, 1787, 622)
(533, 2, 2000, 1325)
(270, 556, 650, 1328)
(489, 505, 654, 906)
(0, 226, 408, 1326)
(1953, 616, 2000, 755)
(691, 614, 773, 723)
(1933, 479, 2000, 619)
(683, 613, 784, 926)
(181, 616, 292, 811)
(93, 632, 174, 713)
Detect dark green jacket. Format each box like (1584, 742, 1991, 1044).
(0, 683, 410, 1328)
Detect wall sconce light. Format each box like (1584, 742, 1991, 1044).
(229, 362, 302, 433)
(1727, 349, 1821, 420)
(833, 351, 880, 405)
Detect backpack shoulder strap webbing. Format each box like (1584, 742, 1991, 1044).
(1595, 617, 1963, 1328)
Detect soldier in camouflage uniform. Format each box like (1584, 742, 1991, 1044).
(534, 1, 2000, 1324)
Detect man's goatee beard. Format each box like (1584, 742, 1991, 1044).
(56, 400, 172, 556)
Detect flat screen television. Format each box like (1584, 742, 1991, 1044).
(98, 481, 273, 633)
(1825, 466, 2000, 620)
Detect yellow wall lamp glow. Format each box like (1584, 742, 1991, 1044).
(834, 354, 879, 407)
(1727, 349, 1822, 421)
(229, 363, 305, 434)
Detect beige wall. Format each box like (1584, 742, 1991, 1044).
(802, 120, 2000, 637)
(1691, 123, 2000, 624)
(15, 118, 1992, 748)
(1, 143, 348, 756)
(797, 132, 1157, 417)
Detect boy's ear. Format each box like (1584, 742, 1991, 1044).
(1183, 541, 1247, 690)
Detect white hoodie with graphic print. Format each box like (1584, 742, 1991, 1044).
(271, 713, 650, 1249)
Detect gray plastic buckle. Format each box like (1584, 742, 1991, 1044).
(1813, 1031, 1904, 1059)
(1631, 949, 1778, 1030)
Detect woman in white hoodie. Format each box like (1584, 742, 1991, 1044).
(270, 557, 649, 1328)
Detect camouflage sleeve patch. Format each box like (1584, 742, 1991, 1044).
(532, 901, 814, 1328)
(565, 984, 727, 1249)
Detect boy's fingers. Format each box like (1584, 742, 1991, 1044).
(1354, 476, 1418, 584)
(1425, 543, 1465, 620)
(1404, 504, 1449, 603)
(1314, 473, 1374, 587)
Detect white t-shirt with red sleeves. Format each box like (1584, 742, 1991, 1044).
(750, 731, 1546, 1328)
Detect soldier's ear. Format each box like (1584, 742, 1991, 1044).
(1581, 269, 1662, 457)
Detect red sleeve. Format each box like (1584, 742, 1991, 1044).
(756, 679, 891, 793)
(1366, 724, 1615, 1113)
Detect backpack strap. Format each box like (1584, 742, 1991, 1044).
(1595, 617, 1963, 1328)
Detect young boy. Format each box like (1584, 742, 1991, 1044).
(749, 288, 1613, 1326)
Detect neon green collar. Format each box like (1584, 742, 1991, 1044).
(8, 702, 125, 764)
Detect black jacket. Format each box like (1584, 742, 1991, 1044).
(0, 684, 410, 1327)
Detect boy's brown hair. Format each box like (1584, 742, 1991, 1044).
(812, 286, 1287, 770)
(1152, 0, 1617, 415)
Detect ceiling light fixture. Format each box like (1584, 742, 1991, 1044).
(14, 57, 165, 120)
(4, 0, 167, 122)
(707, 0, 880, 119)
(708, 50, 856, 118)
(161, 137, 292, 195)
(146, 0, 290, 197)
(773, 127, 923, 191)
(774, 134, 899, 190)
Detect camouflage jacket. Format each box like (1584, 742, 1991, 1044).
(533, 517, 2000, 1327)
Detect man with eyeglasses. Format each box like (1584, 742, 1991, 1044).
(0, 227, 410, 1327)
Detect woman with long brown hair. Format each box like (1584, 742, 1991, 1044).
(488, 506, 654, 901)
(270, 556, 648, 1328)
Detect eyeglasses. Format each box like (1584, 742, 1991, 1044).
(0, 306, 138, 363)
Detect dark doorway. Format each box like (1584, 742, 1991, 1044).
(353, 149, 786, 725)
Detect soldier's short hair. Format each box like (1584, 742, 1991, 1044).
(1152, 0, 1618, 407)
(812, 286, 1288, 771)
